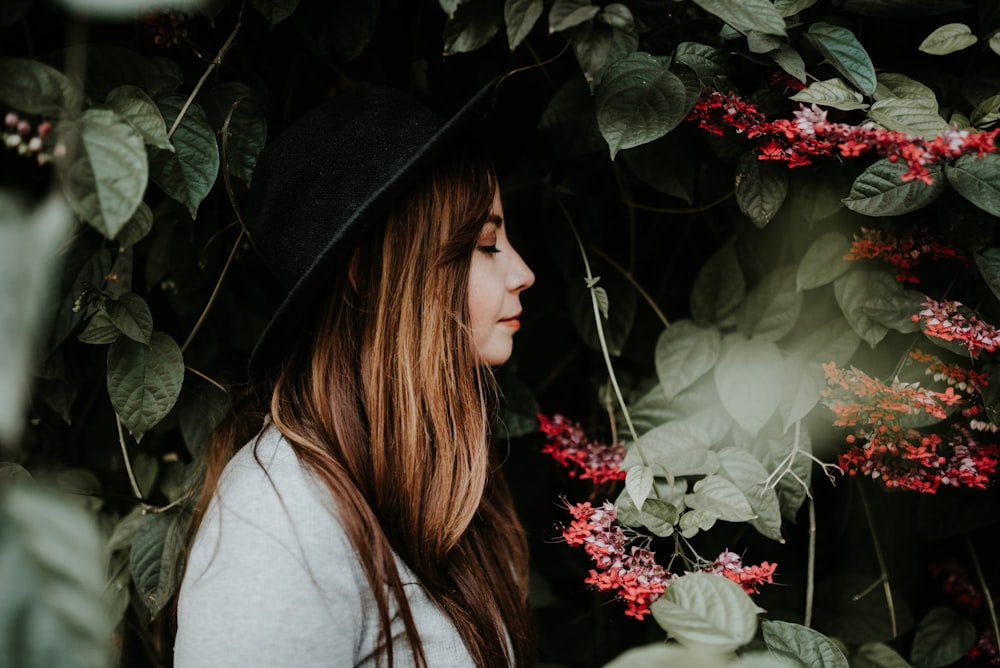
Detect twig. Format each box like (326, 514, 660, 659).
(591, 247, 670, 330)
(805, 497, 816, 627)
(968, 536, 999, 653)
(853, 479, 898, 637)
(115, 414, 143, 500)
(185, 366, 227, 392)
(179, 228, 245, 354)
(625, 190, 735, 215)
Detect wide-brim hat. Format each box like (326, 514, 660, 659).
(244, 80, 499, 382)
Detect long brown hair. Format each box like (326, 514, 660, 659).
(186, 149, 534, 667)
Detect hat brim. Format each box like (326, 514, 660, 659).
(247, 80, 499, 383)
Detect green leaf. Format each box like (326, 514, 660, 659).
(684, 474, 755, 522)
(107, 331, 184, 442)
(622, 130, 697, 203)
(674, 42, 728, 86)
(910, 607, 976, 668)
(679, 507, 718, 537)
(716, 448, 783, 541)
(115, 201, 154, 250)
(991, 32, 1000, 57)
(570, 3, 639, 88)
(603, 644, 738, 668)
(626, 421, 719, 478)
(651, 573, 762, 652)
(150, 97, 219, 219)
(105, 293, 153, 345)
(292, 0, 379, 64)
(248, 0, 300, 27)
(974, 248, 1000, 304)
(625, 465, 655, 506)
(548, 0, 599, 33)
(774, 0, 818, 17)
(790, 78, 868, 111)
(130, 509, 187, 617)
(568, 265, 636, 355)
(844, 159, 946, 216)
(77, 309, 121, 345)
(868, 98, 949, 136)
(781, 358, 825, 430)
(654, 320, 721, 401)
(691, 239, 745, 327)
(946, 153, 1000, 216)
(873, 73, 939, 107)
(853, 642, 911, 668)
(105, 85, 173, 150)
(736, 151, 788, 228)
(0, 57, 83, 116)
(714, 334, 784, 436)
(505, 0, 543, 50)
(439, 0, 459, 17)
(762, 619, 849, 668)
(736, 265, 802, 341)
(0, 485, 112, 668)
(59, 109, 148, 239)
(834, 270, 890, 347)
(791, 317, 862, 366)
(747, 31, 782, 54)
(918, 23, 978, 55)
(595, 52, 688, 159)
(691, 0, 786, 37)
(806, 22, 877, 96)
(862, 285, 924, 334)
(442, 0, 503, 54)
(210, 83, 268, 185)
(770, 43, 807, 83)
(970, 93, 1000, 128)
(797, 232, 852, 290)
(747, 424, 812, 520)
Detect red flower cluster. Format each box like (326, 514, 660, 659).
(913, 298, 1000, 356)
(3, 111, 62, 165)
(140, 11, 189, 48)
(909, 349, 988, 394)
(687, 88, 1000, 184)
(929, 560, 983, 609)
(844, 228, 966, 283)
(538, 413, 627, 485)
(706, 550, 778, 595)
(823, 363, 999, 492)
(561, 500, 672, 620)
(968, 629, 1000, 666)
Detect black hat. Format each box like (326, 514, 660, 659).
(244, 81, 498, 382)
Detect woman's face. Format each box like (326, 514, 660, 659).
(467, 189, 535, 366)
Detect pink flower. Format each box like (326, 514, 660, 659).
(538, 413, 626, 485)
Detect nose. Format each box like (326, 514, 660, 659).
(509, 247, 535, 293)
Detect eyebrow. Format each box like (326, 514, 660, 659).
(485, 214, 504, 228)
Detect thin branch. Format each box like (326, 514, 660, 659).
(805, 497, 816, 627)
(185, 366, 227, 392)
(854, 479, 898, 637)
(115, 414, 143, 500)
(499, 42, 569, 93)
(968, 536, 999, 653)
(590, 247, 670, 330)
(180, 228, 245, 354)
(625, 190, 735, 215)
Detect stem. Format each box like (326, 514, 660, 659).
(805, 497, 816, 627)
(180, 228, 245, 354)
(167, 6, 244, 140)
(625, 190, 734, 215)
(591, 247, 670, 330)
(185, 366, 227, 392)
(968, 536, 999, 651)
(115, 414, 143, 500)
(854, 479, 898, 637)
(500, 42, 569, 93)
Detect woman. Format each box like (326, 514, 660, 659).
(173, 82, 536, 667)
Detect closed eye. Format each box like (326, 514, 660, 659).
(477, 244, 500, 254)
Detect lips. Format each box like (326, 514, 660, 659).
(499, 312, 522, 330)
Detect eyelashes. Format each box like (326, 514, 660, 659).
(477, 244, 500, 254)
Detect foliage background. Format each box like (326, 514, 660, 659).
(2, 0, 1000, 667)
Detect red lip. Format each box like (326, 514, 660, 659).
(499, 312, 522, 330)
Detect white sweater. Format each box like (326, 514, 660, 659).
(174, 424, 476, 667)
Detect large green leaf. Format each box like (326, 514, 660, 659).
(716, 448, 783, 541)
(868, 98, 949, 136)
(736, 151, 788, 228)
(130, 509, 188, 617)
(910, 607, 976, 668)
(691, 0, 786, 37)
(443, 0, 503, 54)
(674, 42, 729, 87)
(651, 573, 762, 651)
(770, 43, 806, 83)
(0, 57, 82, 115)
(873, 73, 939, 107)
(853, 642, 911, 668)
(762, 619, 849, 668)
(789, 78, 868, 111)
(691, 239, 746, 327)
(918, 23, 978, 55)
(970, 93, 1000, 128)
(570, 3, 639, 88)
(248, 0, 300, 27)
(806, 22, 877, 96)
(797, 232, 852, 290)
(736, 265, 802, 342)
(0, 485, 111, 668)
(844, 159, 945, 216)
(780, 358, 825, 430)
(60, 109, 148, 239)
(105, 293, 153, 345)
(548, 0, 599, 32)
(150, 97, 219, 219)
(774, 0, 818, 17)
(790, 317, 862, 366)
(655, 320, 721, 401)
(684, 474, 754, 523)
(505, 0, 543, 50)
(107, 331, 184, 442)
(833, 269, 892, 347)
(209, 83, 268, 185)
(104, 85, 172, 150)
(625, 421, 719, 478)
(595, 52, 688, 158)
(946, 153, 1000, 216)
(714, 334, 784, 436)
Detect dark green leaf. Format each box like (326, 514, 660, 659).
(674, 42, 729, 87)
(790, 78, 868, 111)
(0, 485, 111, 668)
(107, 331, 184, 442)
(548, 0, 600, 33)
(737, 265, 802, 342)
(691, 0, 786, 37)
(862, 286, 924, 334)
(910, 607, 976, 668)
(0, 57, 83, 116)
(946, 153, 1000, 216)
(105, 85, 173, 150)
(747, 31, 781, 54)
(569, 3, 638, 86)
(853, 642, 911, 668)
(655, 320, 721, 400)
(762, 619, 849, 668)
(770, 43, 807, 83)
(567, 268, 636, 356)
(834, 270, 891, 347)
(443, 0, 503, 54)
(130, 509, 187, 617)
(918, 23, 978, 55)
(248, 0, 300, 27)
(150, 97, 219, 219)
(844, 159, 945, 216)
(691, 239, 746, 327)
(105, 293, 153, 345)
(806, 22, 877, 96)
(974, 248, 1000, 304)
(211, 84, 268, 185)
(797, 232, 852, 290)
(714, 334, 784, 436)
(716, 448, 783, 541)
(774, 0, 818, 17)
(736, 151, 788, 228)
(813, 572, 915, 643)
(59, 109, 148, 239)
(292, 0, 379, 64)
(868, 98, 949, 136)
(791, 317, 862, 366)
(115, 202, 154, 250)
(622, 130, 697, 203)
(873, 73, 939, 107)
(595, 52, 688, 158)
(970, 93, 1000, 127)
(651, 573, 761, 652)
(505, 0, 543, 50)
(77, 309, 121, 345)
